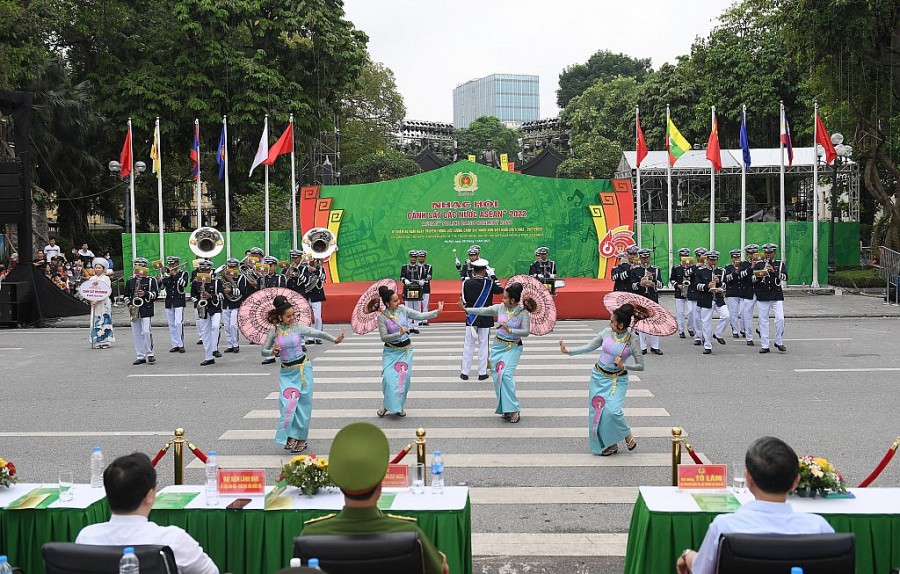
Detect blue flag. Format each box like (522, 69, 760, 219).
(216, 126, 226, 181)
(739, 114, 751, 168)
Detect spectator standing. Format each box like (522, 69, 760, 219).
(77, 243, 95, 266)
(43, 238, 61, 262)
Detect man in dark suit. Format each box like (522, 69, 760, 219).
(459, 258, 503, 381)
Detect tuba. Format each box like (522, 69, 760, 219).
(189, 227, 225, 259)
(301, 227, 338, 261)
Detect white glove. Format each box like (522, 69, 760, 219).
(454, 257, 461, 267)
(486, 266, 495, 277)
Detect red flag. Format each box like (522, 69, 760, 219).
(636, 114, 648, 168)
(815, 112, 837, 165)
(118, 125, 132, 180)
(264, 123, 293, 165)
(706, 116, 722, 172)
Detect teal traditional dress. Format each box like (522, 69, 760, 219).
(377, 305, 438, 413)
(262, 323, 336, 446)
(567, 327, 644, 454)
(89, 274, 115, 348)
(464, 303, 531, 415)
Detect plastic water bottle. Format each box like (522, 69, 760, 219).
(289, 558, 301, 567)
(790, 568, 803, 574)
(0, 555, 13, 574)
(119, 547, 140, 574)
(431, 451, 445, 495)
(205, 451, 219, 506)
(90, 446, 104, 488)
(308, 558, 321, 570)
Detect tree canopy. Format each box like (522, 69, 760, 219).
(557, 50, 651, 109)
(454, 116, 521, 162)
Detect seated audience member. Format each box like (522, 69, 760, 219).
(300, 422, 449, 574)
(76, 452, 219, 574)
(676, 436, 834, 574)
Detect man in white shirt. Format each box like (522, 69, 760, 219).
(43, 238, 61, 262)
(76, 453, 219, 574)
(77, 243, 95, 266)
(676, 436, 834, 574)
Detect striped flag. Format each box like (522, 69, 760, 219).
(666, 116, 691, 166)
(780, 108, 794, 167)
(150, 123, 161, 179)
(190, 122, 201, 179)
(216, 126, 227, 181)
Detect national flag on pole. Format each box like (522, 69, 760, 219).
(265, 123, 293, 165)
(150, 124, 161, 179)
(249, 121, 269, 176)
(636, 112, 648, 168)
(706, 114, 722, 172)
(739, 112, 752, 168)
(780, 108, 794, 167)
(815, 112, 837, 165)
(216, 126, 227, 181)
(666, 116, 691, 166)
(190, 123, 200, 179)
(118, 125, 133, 180)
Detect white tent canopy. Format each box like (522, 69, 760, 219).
(620, 147, 823, 174)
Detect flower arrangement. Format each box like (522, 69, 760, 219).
(281, 454, 332, 497)
(796, 455, 847, 496)
(0, 457, 17, 488)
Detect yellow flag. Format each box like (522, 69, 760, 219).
(467, 154, 476, 163)
(500, 153, 509, 171)
(150, 125, 161, 179)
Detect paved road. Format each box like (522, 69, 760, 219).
(2, 293, 899, 573)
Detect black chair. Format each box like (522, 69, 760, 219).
(41, 543, 177, 574)
(716, 532, 856, 574)
(294, 531, 425, 574)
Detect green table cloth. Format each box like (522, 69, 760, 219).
(624, 486, 900, 574)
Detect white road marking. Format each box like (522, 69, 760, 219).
(243, 407, 669, 419)
(219, 426, 680, 441)
(794, 368, 900, 372)
(264, 389, 653, 400)
(0, 431, 171, 437)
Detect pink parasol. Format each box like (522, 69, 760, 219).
(238, 287, 312, 345)
(351, 278, 399, 335)
(506, 274, 557, 336)
(602, 292, 677, 336)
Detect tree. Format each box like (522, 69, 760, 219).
(455, 116, 520, 163)
(339, 59, 406, 166)
(557, 50, 652, 108)
(341, 150, 420, 185)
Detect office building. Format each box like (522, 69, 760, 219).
(453, 74, 539, 129)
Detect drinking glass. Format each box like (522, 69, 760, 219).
(59, 470, 75, 503)
(411, 463, 425, 495)
(732, 462, 746, 494)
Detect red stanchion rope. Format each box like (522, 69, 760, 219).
(390, 444, 413, 464)
(858, 437, 900, 488)
(151, 441, 173, 467)
(682, 440, 704, 465)
(188, 442, 208, 464)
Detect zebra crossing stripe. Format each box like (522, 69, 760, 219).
(243, 407, 669, 419)
(219, 426, 680, 441)
(263, 389, 653, 400)
(311, 375, 642, 383)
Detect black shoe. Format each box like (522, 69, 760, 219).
(459, 374, 469, 381)
(775, 344, 787, 352)
(224, 347, 235, 353)
(132, 359, 146, 365)
(178, 347, 186, 353)
(759, 348, 770, 354)
(169, 347, 180, 353)
(410, 329, 420, 334)
(740, 331, 746, 337)
(232, 346, 239, 353)
(679, 332, 686, 339)
(732, 333, 740, 339)
(714, 336, 726, 345)
(147, 356, 156, 364)
(213, 350, 222, 358)
(688, 330, 695, 337)
(641, 349, 647, 355)
(478, 374, 490, 381)
(315, 340, 323, 345)
(196, 340, 203, 345)
(301, 345, 307, 352)
(200, 359, 216, 366)
(755, 328, 760, 335)
(420, 321, 428, 326)
(262, 358, 276, 365)
(693, 340, 702, 346)
(703, 349, 712, 354)
(650, 348, 664, 355)
(747, 341, 754, 346)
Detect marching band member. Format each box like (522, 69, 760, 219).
(401, 250, 424, 333)
(372, 285, 443, 417)
(457, 245, 481, 281)
(529, 246, 557, 294)
(693, 251, 717, 354)
(124, 257, 158, 365)
(689, 247, 707, 344)
(753, 243, 787, 354)
(161, 256, 188, 353)
(302, 257, 328, 345)
(670, 247, 692, 338)
(262, 295, 345, 454)
(242, 247, 265, 296)
(89, 257, 115, 349)
(284, 249, 305, 295)
(460, 258, 504, 381)
(262, 256, 287, 288)
(724, 249, 752, 339)
(741, 244, 760, 346)
(417, 250, 433, 325)
(190, 260, 224, 366)
(707, 251, 731, 347)
(612, 251, 632, 292)
(221, 258, 246, 354)
(631, 248, 663, 355)
(460, 282, 533, 424)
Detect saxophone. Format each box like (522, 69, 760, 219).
(129, 276, 146, 322)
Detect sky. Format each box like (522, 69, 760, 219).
(343, 0, 736, 123)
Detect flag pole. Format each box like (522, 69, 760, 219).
(635, 106, 643, 248)
(812, 102, 820, 288)
(264, 114, 270, 255)
(194, 119, 202, 229)
(779, 101, 786, 265)
(128, 118, 137, 261)
(223, 115, 232, 260)
(290, 113, 298, 250)
(740, 105, 747, 254)
(666, 105, 674, 272)
(155, 118, 164, 263)
(709, 105, 716, 250)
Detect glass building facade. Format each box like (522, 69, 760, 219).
(453, 74, 540, 129)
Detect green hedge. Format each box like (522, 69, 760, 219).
(828, 268, 885, 288)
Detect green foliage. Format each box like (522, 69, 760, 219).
(828, 268, 883, 289)
(341, 150, 421, 185)
(232, 186, 293, 231)
(339, 59, 406, 166)
(557, 50, 651, 108)
(454, 116, 521, 160)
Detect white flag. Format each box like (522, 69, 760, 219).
(249, 120, 269, 176)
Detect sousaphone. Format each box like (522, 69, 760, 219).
(189, 227, 225, 259)
(301, 227, 338, 261)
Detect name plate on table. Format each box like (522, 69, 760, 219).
(678, 464, 727, 490)
(382, 464, 410, 488)
(218, 469, 266, 495)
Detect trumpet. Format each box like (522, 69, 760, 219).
(640, 269, 655, 288)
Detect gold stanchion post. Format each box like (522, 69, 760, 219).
(173, 428, 185, 485)
(671, 427, 683, 486)
(416, 428, 427, 486)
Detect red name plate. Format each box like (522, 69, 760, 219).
(218, 469, 266, 495)
(678, 464, 727, 489)
(382, 464, 410, 488)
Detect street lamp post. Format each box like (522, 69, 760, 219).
(827, 133, 853, 273)
(108, 159, 147, 257)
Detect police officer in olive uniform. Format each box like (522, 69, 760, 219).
(753, 243, 788, 354)
(299, 422, 449, 574)
(631, 248, 663, 355)
(670, 247, 693, 338)
(417, 250, 433, 325)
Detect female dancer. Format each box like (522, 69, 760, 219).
(371, 285, 443, 417)
(89, 257, 115, 349)
(262, 295, 345, 453)
(459, 282, 534, 423)
(559, 304, 645, 455)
